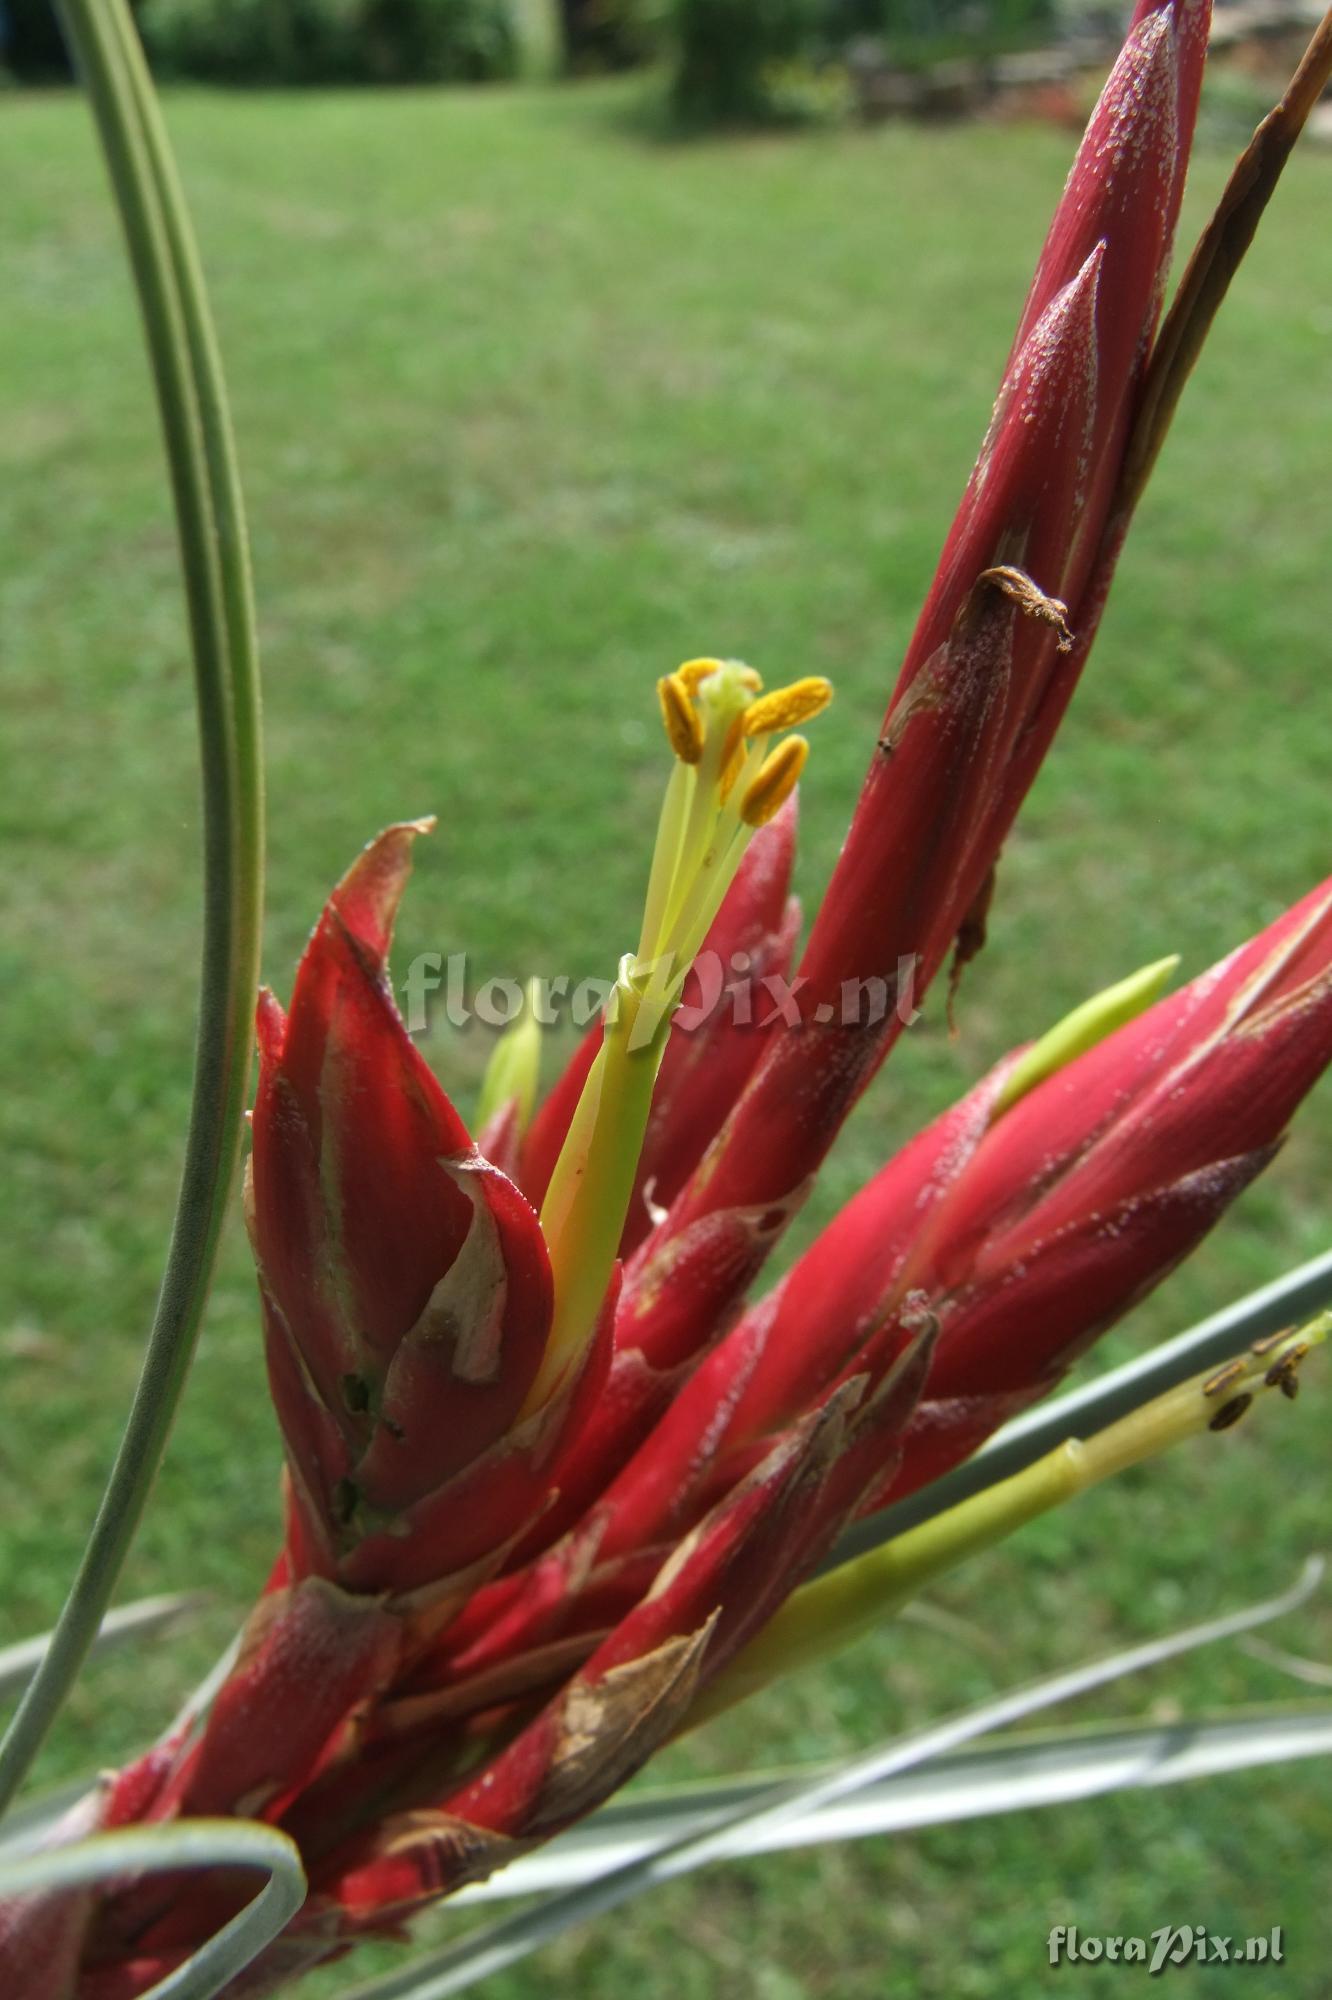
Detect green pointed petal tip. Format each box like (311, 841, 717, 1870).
(992, 954, 1181, 1121)
(476, 977, 544, 1135)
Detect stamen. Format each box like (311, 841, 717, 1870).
(675, 657, 724, 694)
(530, 657, 828, 1416)
(741, 736, 809, 826)
(718, 716, 748, 802)
(657, 673, 705, 764)
(742, 676, 833, 737)
(676, 656, 763, 695)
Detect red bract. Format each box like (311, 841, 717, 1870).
(249, 821, 603, 1598)
(795, 875, 1332, 1506)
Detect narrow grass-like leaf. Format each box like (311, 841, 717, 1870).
(431, 1704, 1332, 1903)
(0, 0, 264, 1813)
(0, 1820, 304, 2000)
(0, 1597, 203, 1704)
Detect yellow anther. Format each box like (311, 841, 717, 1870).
(677, 657, 762, 696)
(740, 735, 808, 827)
(675, 657, 725, 695)
(718, 715, 748, 802)
(657, 673, 705, 765)
(741, 676, 833, 738)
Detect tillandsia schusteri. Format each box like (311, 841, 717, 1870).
(4, 1, 1332, 1993)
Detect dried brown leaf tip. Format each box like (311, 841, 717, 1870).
(534, 1618, 717, 1831)
(971, 565, 1074, 651)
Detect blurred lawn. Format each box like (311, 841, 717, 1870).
(3, 71, 1331, 1998)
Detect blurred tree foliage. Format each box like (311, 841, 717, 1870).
(828, 0, 1056, 43)
(137, 0, 521, 84)
(2, 0, 1056, 89)
(669, 0, 823, 122)
(1, 0, 76, 77)
(558, 0, 668, 72)
(669, 0, 1059, 125)
(829, 0, 1058, 66)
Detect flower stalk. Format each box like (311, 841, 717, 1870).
(690, 1317, 1329, 1727)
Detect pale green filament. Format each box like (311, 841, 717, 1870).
(637, 660, 759, 977)
(523, 658, 829, 1415)
(525, 963, 673, 1413)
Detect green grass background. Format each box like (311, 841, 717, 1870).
(2, 69, 1331, 1997)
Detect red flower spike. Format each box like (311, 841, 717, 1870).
(42, 9, 1332, 1989)
(809, 0, 1210, 1009)
(869, 880, 1332, 1503)
(601, 2, 1214, 1396)
(891, 0, 1212, 932)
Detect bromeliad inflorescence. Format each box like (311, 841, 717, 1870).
(5, 0, 1332, 1992)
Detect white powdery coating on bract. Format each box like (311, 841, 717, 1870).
(1059, 8, 1178, 242)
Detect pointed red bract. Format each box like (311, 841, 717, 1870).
(249, 823, 556, 1586)
(858, 880, 1332, 1504)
